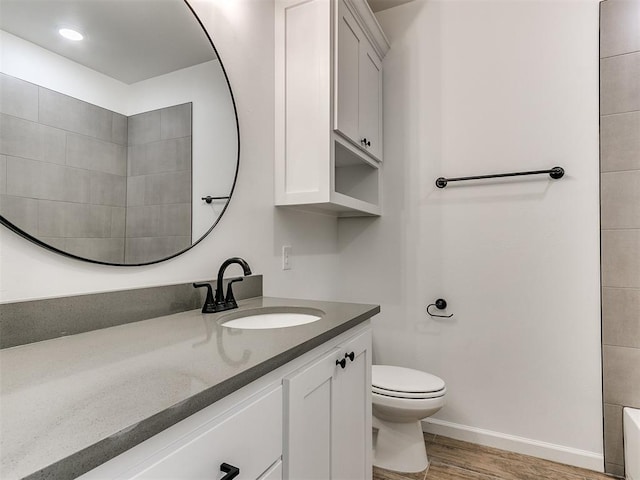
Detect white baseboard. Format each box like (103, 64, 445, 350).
(421, 418, 604, 473)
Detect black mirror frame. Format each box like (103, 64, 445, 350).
(0, 0, 240, 267)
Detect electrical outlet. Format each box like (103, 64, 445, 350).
(282, 245, 292, 270)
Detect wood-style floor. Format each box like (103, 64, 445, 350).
(373, 434, 615, 480)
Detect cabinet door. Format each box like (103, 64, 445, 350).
(358, 43, 382, 161)
(284, 349, 339, 479)
(332, 330, 373, 480)
(284, 329, 372, 480)
(335, 0, 361, 144)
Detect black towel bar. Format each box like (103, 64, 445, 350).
(435, 166, 564, 189)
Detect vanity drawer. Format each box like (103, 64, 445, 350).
(122, 387, 282, 480)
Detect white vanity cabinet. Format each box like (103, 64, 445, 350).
(80, 386, 283, 480)
(284, 329, 372, 480)
(275, 0, 389, 217)
(79, 323, 373, 480)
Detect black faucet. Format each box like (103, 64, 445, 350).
(192, 282, 216, 313)
(193, 257, 252, 313)
(215, 257, 252, 311)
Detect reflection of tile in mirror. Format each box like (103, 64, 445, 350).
(0, 195, 38, 233)
(64, 204, 113, 238)
(128, 110, 161, 146)
(126, 176, 145, 207)
(89, 172, 126, 207)
(38, 202, 112, 239)
(143, 171, 191, 205)
(110, 207, 126, 238)
(39, 237, 66, 251)
(39, 88, 113, 142)
(161, 103, 192, 140)
(66, 134, 127, 177)
(0, 73, 38, 122)
(125, 236, 191, 264)
(0, 155, 6, 195)
(37, 201, 66, 237)
(0, 114, 66, 164)
(6, 157, 90, 204)
(112, 113, 128, 146)
(134, 137, 191, 176)
(65, 237, 125, 264)
(125, 203, 191, 238)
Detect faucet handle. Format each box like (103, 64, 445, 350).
(224, 277, 244, 309)
(193, 283, 216, 313)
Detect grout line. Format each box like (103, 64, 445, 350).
(600, 50, 640, 61)
(601, 108, 640, 116)
(602, 286, 640, 291)
(601, 227, 640, 231)
(600, 110, 640, 118)
(601, 169, 640, 174)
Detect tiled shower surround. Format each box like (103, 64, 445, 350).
(0, 73, 192, 264)
(125, 105, 192, 263)
(599, 0, 640, 476)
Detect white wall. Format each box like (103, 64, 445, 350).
(0, 0, 341, 303)
(337, 0, 603, 470)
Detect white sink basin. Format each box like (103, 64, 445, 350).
(220, 307, 324, 330)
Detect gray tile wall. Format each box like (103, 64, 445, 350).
(125, 103, 192, 264)
(600, 0, 640, 475)
(0, 73, 127, 264)
(0, 73, 193, 264)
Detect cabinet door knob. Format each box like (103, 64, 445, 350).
(345, 352, 355, 362)
(361, 138, 371, 147)
(220, 463, 240, 479)
(336, 358, 347, 369)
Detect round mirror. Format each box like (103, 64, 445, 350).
(0, 0, 239, 265)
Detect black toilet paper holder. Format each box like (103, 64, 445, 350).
(427, 299, 453, 318)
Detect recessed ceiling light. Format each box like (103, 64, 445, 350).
(58, 28, 84, 41)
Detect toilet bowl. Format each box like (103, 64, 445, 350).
(372, 365, 446, 473)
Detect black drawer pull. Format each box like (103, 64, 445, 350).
(336, 358, 347, 369)
(220, 463, 240, 479)
(345, 352, 355, 362)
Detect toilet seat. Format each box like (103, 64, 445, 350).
(372, 365, 446, 399)
(373, 385, 445, 399)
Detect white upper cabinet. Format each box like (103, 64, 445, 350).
(335, 0, 383, 161)
(275, 0, 389, 217)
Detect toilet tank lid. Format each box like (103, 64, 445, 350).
(372, 365, 445, 393)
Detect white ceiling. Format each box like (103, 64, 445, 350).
(0, 0, 216, 84)
(367, 0, 415, 13)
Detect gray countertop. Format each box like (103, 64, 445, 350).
(0, 296, 379, 480)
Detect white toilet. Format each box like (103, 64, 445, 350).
(372, 365, 446, 473)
